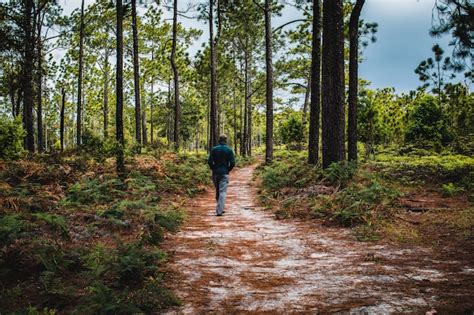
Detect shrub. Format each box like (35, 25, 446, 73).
(63, 178, 124, 205)
(440, 182, 462, 197)
(332, 180, 399, 227)
(79, 130, 116, 162)
(0, 117, 25, 160)
(323, 162, 357, 186)
(114, 243, 165, 284)
(259, 151, 321, 191)
(279, 114, 305, 150)
(0, 214, 28, 244)
(32, 213, 68, 236)
(405, 97, 453, 148)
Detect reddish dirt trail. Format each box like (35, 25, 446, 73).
(163, 166, 474, 314)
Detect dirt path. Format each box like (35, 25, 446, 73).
(163, 166, 474, 314)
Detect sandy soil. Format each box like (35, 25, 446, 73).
(162, 166, 474, 314)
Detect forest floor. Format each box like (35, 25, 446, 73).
(163, 165, 474, 314)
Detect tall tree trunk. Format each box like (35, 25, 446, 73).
(302, 73, 311, 125)
(36, 27, 43, 152)
(23, 0, 35, 152)
(60, 87, 65, 152)
(321, 0, 345, 168)
(242, 51, 249, 157)
(150, 72, 154, 144)
(247, 55, 252, 157)
(16, 89, 22, 118)
(171, 0, 180, 151)
(308, 0, 321, 164)
(209, 0, 218, 149)
(132, 0, 142, 149)
(76, 0, 85, 146)
(116, 0, 125, 174)
(264, 0, 273, 163)
(142, 84, 147, 145)
(233, 84, 237, 154)
(103, 53, 109, 138)
(348, 0, 365, 162)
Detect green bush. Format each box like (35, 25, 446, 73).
(79, 130, 116, 163)
(323, 162, 357, 186)
(115, 243, 165, 284)
(0, 117, 25, 160)
(259, 151, 321, 191)
(440, 182, 463, 197)
(32, 213, 68, 236)
(63, 178, 124, 205)
(279, 114, 305, 150)
(0, 214, 28, 244)
(332, 181, 398, 227)
(405, 97, 453, 148)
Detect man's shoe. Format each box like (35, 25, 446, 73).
(216, 213, 223, 216)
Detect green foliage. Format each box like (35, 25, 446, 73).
(259, 151, 321, 191)
(80, 130, 116, 163)
(405, 96, 453, 148)
(323, 162, 357, 186)
(0, 214, 28, 244)
(153, 208, 186, 233)
(279, 113, 305, 150)
(330, 180, 399, 227)
(63, 178, 124, 205)
(32, 213, 68, 236)
(160, 154, 210, 196)
(440, 182, 463, 197)
(115, 243, 165, 284)
(374, 153, 474, 186)
(0, 117, 25, 160)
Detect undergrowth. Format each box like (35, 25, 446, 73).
(0, 151, 209, 313)
(256, 150, 473, 244)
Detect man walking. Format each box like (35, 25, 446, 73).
(208, 134, 236, 216)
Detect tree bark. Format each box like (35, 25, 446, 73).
(36, 11, 44, 152)
(321, 0, 345, 168)
(103, 53, 109, 138)
(302, 73, 311, 125)
(132, 0, 142, 149)
(23, 0, 35, 152)
(150, 67, 154, 144)
(36, 24, 43, 152)
(247, 55, 253, 157)
(116, 0, 125, 175)
(171, 0, 180, 151)
(142, 85, 147, 145)
(242, 51, 249, 157)
(308, 0, 321, 164)
(76, 0, 85, 146)
(264, 0, 273, 164)
(60, 87, 65, 152)
(209, 0, 218, 149)
(16, 89, 22, 118)
(348, 0, 365, 162)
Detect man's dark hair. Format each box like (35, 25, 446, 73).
(218, 134, 227, 144)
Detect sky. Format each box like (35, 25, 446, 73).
(58, 0, 460, 94)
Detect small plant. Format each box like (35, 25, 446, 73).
(114, 243, 166, 284)
(440, 182, 462, 197)
(323, 161, 357, 186)
(63, 178, 124, 205)
(0, 214, 28, 244)
(32, 213, 68, 236)
(0, 117, 25, 160)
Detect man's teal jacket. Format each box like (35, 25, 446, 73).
(208, 143, 236, 175)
